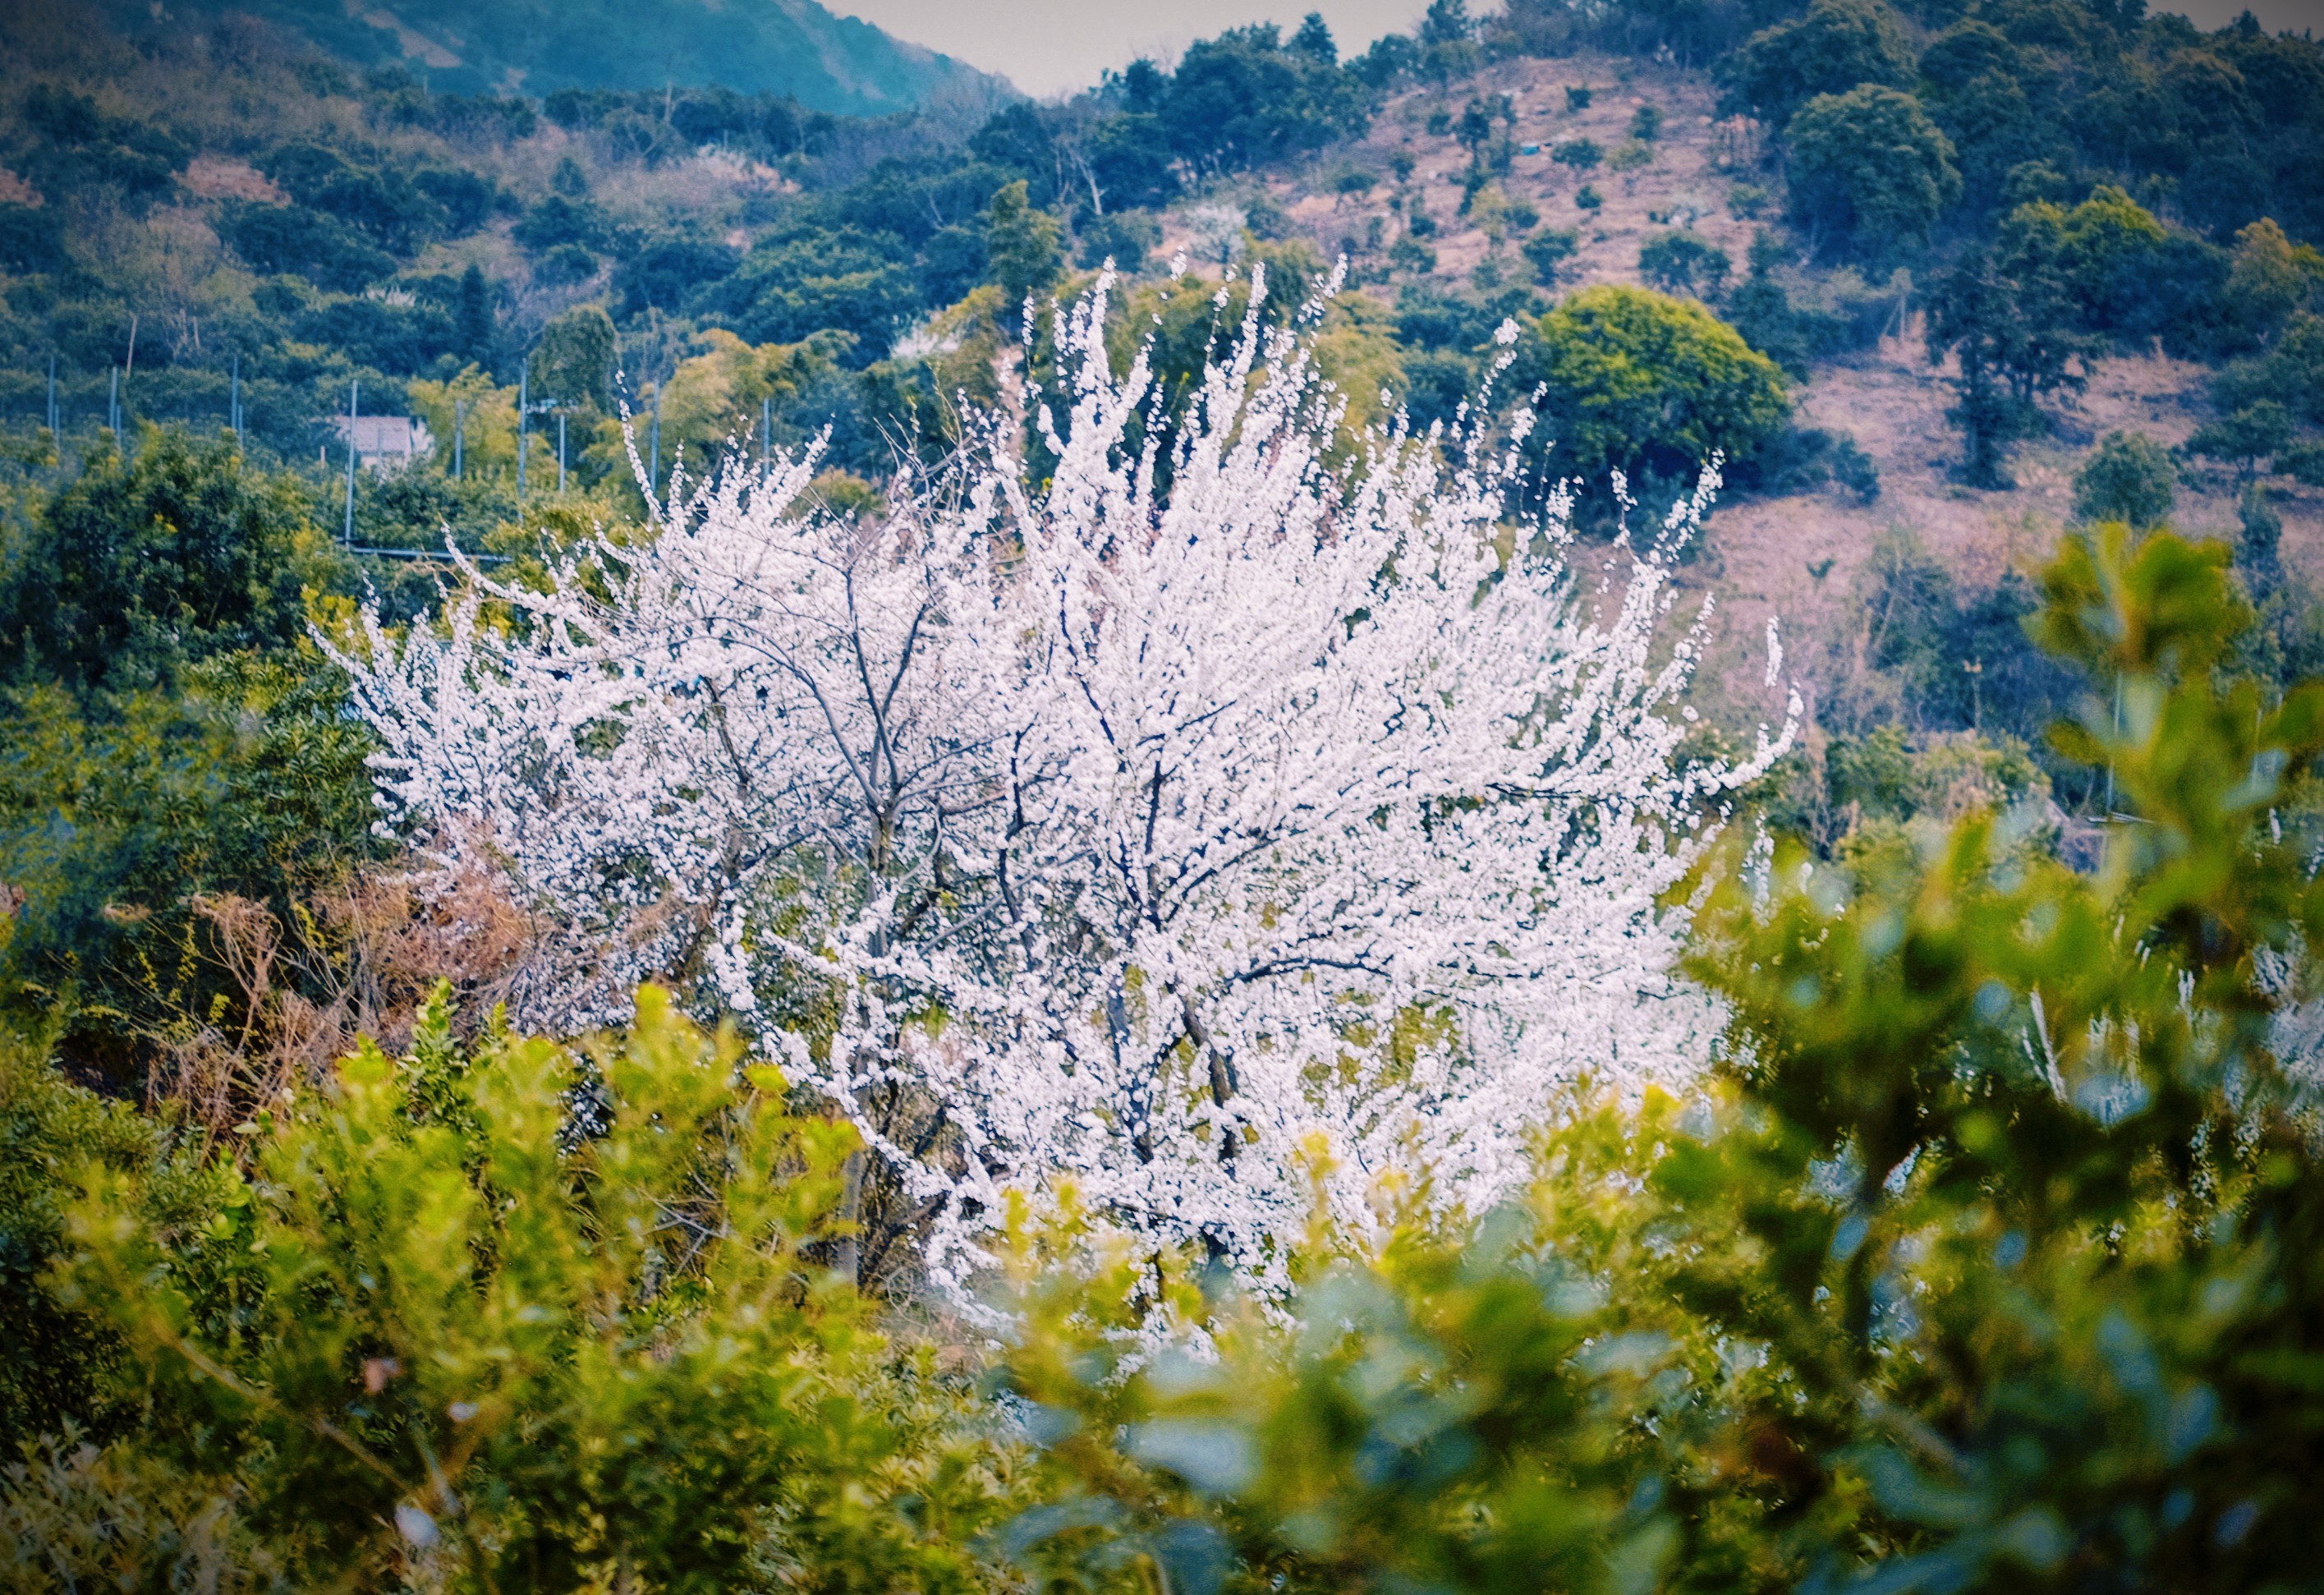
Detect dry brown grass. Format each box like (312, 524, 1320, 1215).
(133, 848, 961, 1297)
(1683, 328, 2322, 735)
(1169, 51, 1763, 298)
(177, 156, 286, 205)
(140, 842, 543, 1140)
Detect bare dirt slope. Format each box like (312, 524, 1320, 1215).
(1343, 52, 1763, 293)
(1692, 330, 2324, 727)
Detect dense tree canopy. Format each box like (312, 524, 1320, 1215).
(1527, 284, 1790, 488)
(1785, 85, 1962, 260)
(0, 439, 371, 1069)
(1719, 0, 1917, 127)
(0, 434, 335, 696)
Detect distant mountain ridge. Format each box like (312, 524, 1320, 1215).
(97, 0, 1005, 117)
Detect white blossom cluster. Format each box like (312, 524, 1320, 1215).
(327, 267, 1797, 1298)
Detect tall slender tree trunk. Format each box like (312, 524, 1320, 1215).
(834, 1148, 865, 1285)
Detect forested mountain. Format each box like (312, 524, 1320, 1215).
(57, 0, 1001, 114)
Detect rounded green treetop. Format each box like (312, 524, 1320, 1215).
(1531, 283, 1790, 485)
(1786, 85, 1961, 260)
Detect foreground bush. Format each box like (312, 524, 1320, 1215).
(12, 987, 1020, 1592)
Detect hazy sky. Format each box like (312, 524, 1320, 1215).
(833, 0, 2318, 99)
(833, 0, 1429, 97)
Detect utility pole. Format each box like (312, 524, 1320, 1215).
(517, 367, 528, 501)
(343, 379, 360, 546)
(761, 393, 771, 473)
(452, 397, 465, 479)
(558, 410, 567, 494)
(2106, 676, 2121, 814)
(649, 391, 661, 496)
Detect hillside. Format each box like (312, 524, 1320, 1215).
(1215, 44, 2324, 738)
(50, 0, 1002, 116)
(2, 0, 2323, 1049)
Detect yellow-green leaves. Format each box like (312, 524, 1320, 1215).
(43, 987, 1012, 1593)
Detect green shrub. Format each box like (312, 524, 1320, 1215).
(0, 433, 339, 697)
(216, 203, 396, 292)
(1637, 231, 1730, 299)
(1526, 284, 1790, 489)
(1521, 225, 1578, 283)
(2, 1424, 283, 1591)
(2189, 402, 2296, 481)
(1738, 423, 1878, 502)
(2073, 430, 2176, 526)
(0, 439, 374, 1064)
(0, 1033, 184, 1454)
(29, 986, 1020, 1591)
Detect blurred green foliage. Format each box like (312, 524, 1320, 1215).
(16, 985, 1024, 1590)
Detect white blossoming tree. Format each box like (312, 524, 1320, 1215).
(328, 266, 1796, 1299)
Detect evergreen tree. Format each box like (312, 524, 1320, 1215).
(1785, 85, 1960, 261)
(529, 304, 618, 414)
(2073, 430, 2177, 527)
(454, 261, 495, 367)
(984, 179, 1063, 319)
(1720, 0, 1918, 127)
(1291, 11, 1336, 63)
(1926, 242, 2084, 486)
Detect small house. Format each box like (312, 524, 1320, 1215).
(328, 414, 433, 471)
